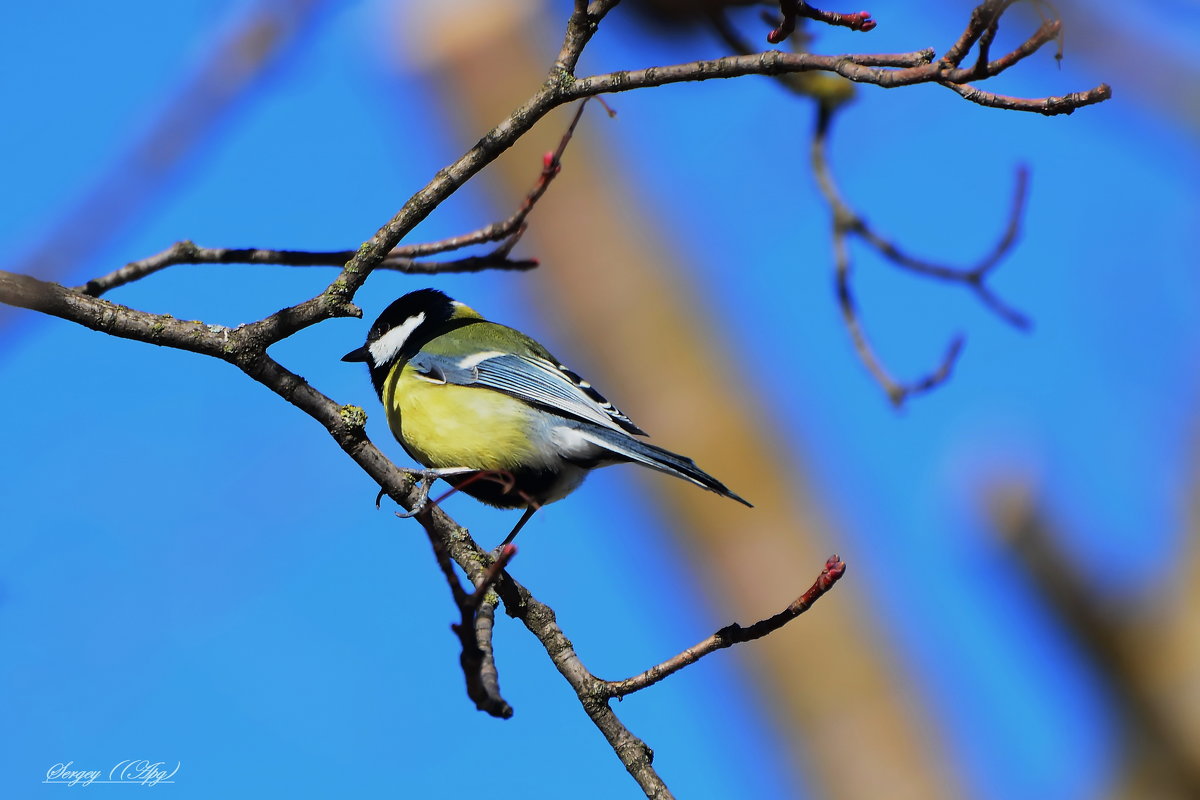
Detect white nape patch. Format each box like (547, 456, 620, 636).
(456, 350, 505, 370)
(368, 312, 425, 366)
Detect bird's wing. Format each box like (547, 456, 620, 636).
(408, 351, 645, 435)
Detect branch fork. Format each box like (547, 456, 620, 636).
(0, 1, 1112, 796)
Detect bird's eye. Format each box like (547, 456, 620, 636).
(369, 311, 426, 365)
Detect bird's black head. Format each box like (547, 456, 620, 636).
(341, 288, 481, 396)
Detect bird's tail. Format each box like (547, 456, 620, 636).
(574, 425, 752, 507)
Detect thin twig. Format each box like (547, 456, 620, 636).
(973, 17, 1000, 75)
(599, 556, 847, 698)
(76, 102, 592, 298)
(972, 20, 1062, 79)
(768, 0, 877, 43)
(833, 223, 968, 407)
(566, 49, 1108, 113)
(86, 1, 1105, 352)
(76, 241, 536, 297)
(811, 105, 978, 405)
(940, 80, 1110, 115)
(0, 2, 1113, 797)
(430, 529, 518, 719)
(711, 7, 850, 103)
(850, 167, 1033, 330)
(941, 0, 1014, 67)
(432, 98, 593, 268)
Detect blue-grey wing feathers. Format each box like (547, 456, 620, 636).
(408, 351, 751, 507)
(568, 424, 752, 507)
(410, 351, 645, 435)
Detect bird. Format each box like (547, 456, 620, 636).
(342, 288, 750, 545)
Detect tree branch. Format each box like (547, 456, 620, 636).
(810, 100, 1028, 405)
(600, 555, 847, 698)
(169, 0, 1104, 363)
(71, 98, 596, 299)
(74, 241, 536, 298)
(492, 570, 671, 798)
(941, 80, 1111, 115)
(573, 0, 1109, 114)
(428, 528, 518, 719)
(0, 1, 1114, 797)
(850, 167, 1032, 329)
(0, 270, 235, 359)
(713, 4, 1038, 405)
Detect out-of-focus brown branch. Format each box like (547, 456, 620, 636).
(106, 0, 1105, 361)
(74, 100, 596, 299)
(987, 483, 1200, 799)
(2, 249, 854, 800)
(1, 73, 676, 791)
(600, 555, 846, 697)
(2, 0, 327, 331)
(1050, 0, 1200, 136)
(1, 0, 1114, 795)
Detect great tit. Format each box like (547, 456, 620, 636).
(342, 288, 750, 543)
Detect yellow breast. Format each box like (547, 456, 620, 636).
(382, 363, 542, 471)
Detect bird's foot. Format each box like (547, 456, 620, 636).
(390, 467, 477, 517)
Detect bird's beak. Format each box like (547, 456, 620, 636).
(341, 346, 369, 363)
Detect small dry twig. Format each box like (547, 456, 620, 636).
(0, 1, 1111, 796)
(599, 555, 847, 698)
(74, 101, 595, 299)
(429, 529, 518, 719)
(76, 241, 536, 298)
(810, 102, 1028, 406)
(768, 0, 876, 44)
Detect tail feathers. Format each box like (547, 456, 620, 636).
(574, 426, 753, 508)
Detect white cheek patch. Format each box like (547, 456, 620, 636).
(456, 350, 505, 369)
(368, 312, 426, 366)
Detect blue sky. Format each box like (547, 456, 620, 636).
(2, 2, 1197, 798)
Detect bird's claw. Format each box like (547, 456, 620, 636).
(393, 467, 476, 518)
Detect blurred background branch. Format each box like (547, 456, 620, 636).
(1, 0, 326, 332)
(987, 474, 1200, 800)
(2, 1, 1190, 799)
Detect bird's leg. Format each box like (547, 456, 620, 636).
(391, 467, 477, 517)
(500, 505, 538, 548)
